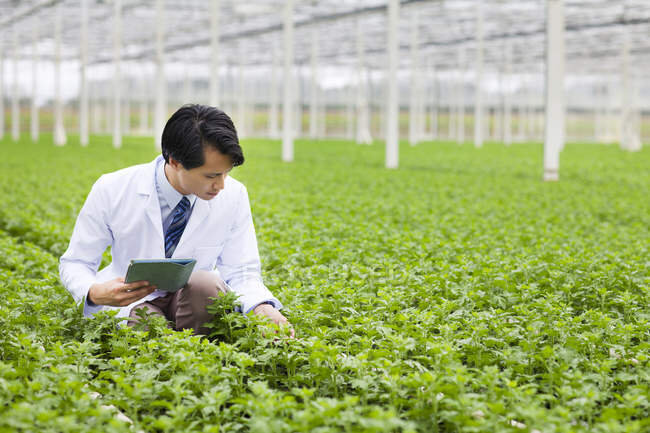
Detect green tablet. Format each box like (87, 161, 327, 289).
(125, 258, 197, 292)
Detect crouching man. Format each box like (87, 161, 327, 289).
(60, 104, 292, 336)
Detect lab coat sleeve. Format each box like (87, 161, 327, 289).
(59, 176, 113, 316)
(214, 185, 282, 314)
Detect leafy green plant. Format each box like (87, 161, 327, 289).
(0, 134, 648, 432)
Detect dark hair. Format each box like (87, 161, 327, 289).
(161, 104, 244, 169)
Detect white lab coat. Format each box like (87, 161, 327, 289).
(59, 155, 281, 319)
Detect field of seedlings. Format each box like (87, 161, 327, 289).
(0, 134, 648, 433)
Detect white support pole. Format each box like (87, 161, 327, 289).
(430, 63, 438, 140)
(309, 27, 319, 139)
(123, 76, 130, 136)
(319, 84, 326, 138)
(209, 0, 220, 107)
(282, 0, 294, 162)
(494, 71, 502, 142)
(30, 18, 39, 142)
(139, 74, 148, 134)
(607, 75, 617, 142)
(11, 27, 19, 142)
(447, 72, 455, 140)
(620, 25, 641, 151)
(474, 3, 484, 148)
(112, 0, 122, 148)
(599, 81, 608, 143)
(79, 0, 89, 146)
(269, 40, 279, 139)
(457, 46, 465, 144)
(237, 41, 246, 138)
(593, 82, 601, 143)
(154, 0, 166, 149)
(355, 19, 372, 145)
(385, 0, 399, 169)
(544, 0, 565, 182)
(503, 41, 513, 146)
(0, 44, 4, 141)
(91, 82, 99, 134)
(105, 92, 112, 134)
(54, 4, 66, 146)
(408, 12, 419, 146)
(91, 85, 98, 135)
(346, 83, 354, 140)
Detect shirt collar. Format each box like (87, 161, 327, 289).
(155, 158, 197, 210)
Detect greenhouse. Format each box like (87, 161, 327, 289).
(0, 0, 648, 432)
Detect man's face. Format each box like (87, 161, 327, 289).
(167, 146, 234, 201)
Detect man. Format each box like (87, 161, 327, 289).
(60, 104, 291, 336)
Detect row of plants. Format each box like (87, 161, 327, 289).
(0, 134, 648, 432)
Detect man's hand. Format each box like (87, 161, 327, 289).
(253, 303, 295, 338)
(88, 277, 157, 307)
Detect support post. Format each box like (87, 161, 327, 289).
(269, 40, 279, 139)
(0, 43, 4, 140)
(54, 4, 66, 146)
(448, 71, 456, 140)
(408, 12, 420, 146)
(139, 73, 148, 134)
(237, 41, 246, 138)
(457, 46, 465, 144)
(209, 0, 220, 107)
(620, 24, 641, 151)
(429, 62, 438, 140)
(543, 0, 565, 181)
(503, 41, 512, 145)
(494, 71, 502, 142)
(123, 76, 130, 136)
(385, 0, 399, 169)
(309, 27, 319, 139)
(0, 40, 5, 140)
(11, 27, 19, 141)
(346, 83, 354, 140)
(30, 18, 39, 142)
(593, 82, 601, 143)
(154, 0, 166, 149)
(112, 0, 122, 148)
(80, 0, 89, 146)
(282, 0, 295, 162)
(355, 18, 372, 144)
(474, 3, 484, 148)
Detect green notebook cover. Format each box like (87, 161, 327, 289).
(125, 259, 197, 292)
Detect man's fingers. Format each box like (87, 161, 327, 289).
(119, 287, 156, 306)
(122, 281, 152, 292)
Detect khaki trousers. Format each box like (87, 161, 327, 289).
(126, 271, 228, 335)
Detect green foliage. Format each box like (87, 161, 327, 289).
(0, 133, 648, 432)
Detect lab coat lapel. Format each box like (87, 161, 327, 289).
(138, 158, 165, 253)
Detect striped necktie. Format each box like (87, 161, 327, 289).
(165, 197, 191, 258)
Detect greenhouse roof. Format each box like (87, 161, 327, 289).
(1, 0, 649, 75)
